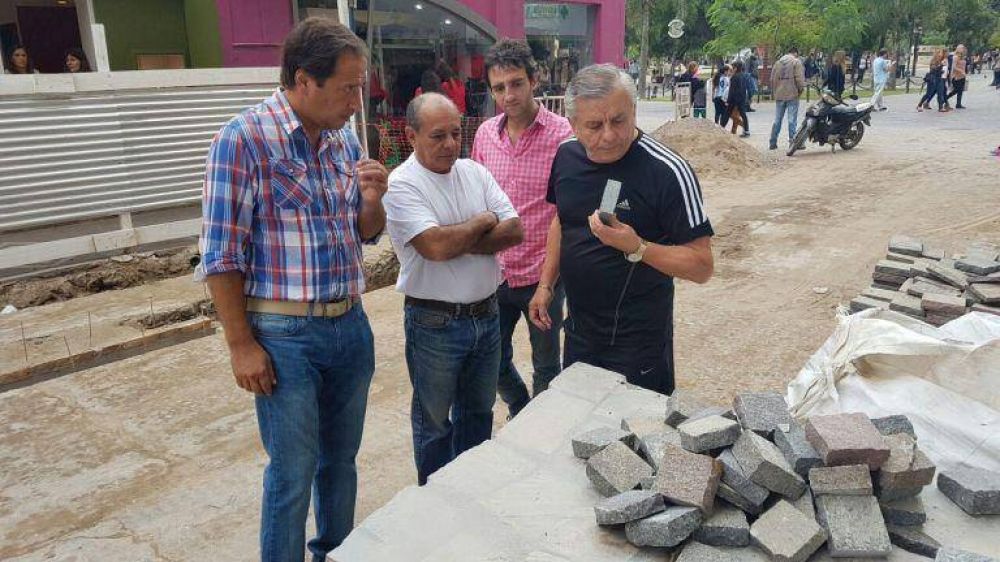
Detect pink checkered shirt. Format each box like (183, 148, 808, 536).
(472, 105, 573, 288)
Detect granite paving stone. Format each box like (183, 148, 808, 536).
(637, 427, 682, 470)
(871, 415, 917, 439)
(621, 414, 668, 439)
(692, 504, 750, 547)
(773, 421, 822, 477)
(809, 464, 874, 496)
(877, 485, 924, 502)
(654, 443, 722, 513)
(935, 547, 999, 562)
(880, 495, 927, 527)
(717, 482, 766, 516)
(679, 415, 742, 453)
(816, 494, 892, 558)
(750, 499, 826, 562)
(717, 448, 771, 514)
(665, 389, 709, 427)
(972, 303, 1000, 316)
(585, 441, 654, 497)
(937, 465, 1000, 515)
(891, 292, 926, 317)
(969, 283, 1000, 305)
(594, 490, 666, 525)
(572, 426, 635, 459)
(790, 487, 816, 519)
(888, 525, 942, 558)
(733, 392, 792, 438)
(687, 405, 737, 423)
(804, 412, 890, 469)
(862, 286, 902, 302)
(731, 431, 806, 499)
(908, 277, 963, 299)
(927, 263, 971, 290)
(624, 506, 702, 548)
(922, 293, 968, 316)
(876, 259, 914, 278)
(874, 271, 908, 287)
(955, 257, 1000, 276)
(887, 252, 917, 264)
(889, 235, 924, 257)
(922, 248, 946, 261)
(676, 541, 770, 562)
(879, 434, 936, 490)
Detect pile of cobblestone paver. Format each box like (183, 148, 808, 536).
(573, 390, 1000, 561)
(849, 235, 1000, 325)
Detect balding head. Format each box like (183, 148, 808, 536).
(406, 92, 459, 131)
(405, 93, 462, 174)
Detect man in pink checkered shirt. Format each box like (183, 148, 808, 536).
(472, 39, 573, 418)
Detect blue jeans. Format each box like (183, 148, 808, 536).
(770, 99, 800, 147)
(251, 304, 375, 562)
(404, 300, 500, 485)
(496, 281, 564, 418)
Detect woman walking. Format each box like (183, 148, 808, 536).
(917, 49, 950, 112)
(712, 64, 731, 126)
(727, 61, 751, 137)
(945, 45, 968, 109)
(823, 51, 846, 98)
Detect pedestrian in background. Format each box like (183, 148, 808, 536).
(712, 64, 731, 126)
(946, 45, 968, 109)
(870, 49, 895, 112)
(727, 61, 751, 137)
(769, 46, 805, 150)
(823, 50, 846, 98)
(918, 49, 950, 113)
(679, 61, 707, 118)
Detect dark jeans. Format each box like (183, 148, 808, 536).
(496, 281, 564, 417)
(946, 78, 966, 106)
(918, 77, 947, 109)
(713, 97, 727, 125)
(404, 299, 500, 485)
(563, 317, 675, 396)
(250, 304, 375, 562)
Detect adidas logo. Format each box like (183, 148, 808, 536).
(616, 199, 631, 211)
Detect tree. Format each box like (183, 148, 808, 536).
(705, 0, 824, 56)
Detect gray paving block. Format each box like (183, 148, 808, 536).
(876, 259, 914, 278)
(804, 412, 890, 469)
(873, 271, 908, 287)
(692, 504, 750, 546)
(887, 252, 917, 264)
(851, 296, 890, 313)
(624, 506, 702, 548)
(750, 499, 826, 562)
(731, 431, 806, 499)
(922, 293, 968, 316)
(654, 443, 722, 513)
(955, 257, 1000, 276)
(679, 415, 742, 453)
(922, 248, 946, 261)
(687, 405, 737, 423)
(716, 449, 769, 513)
(571, 426, 635, 459)
(717, 482, 766, 516)
(815, 494, 892, 558)
(965, 242, 1000, 262)
(494, 387, 598, 455)
(936, 465, 1000, 515)
(871, 414, 917, 439)
(888, 525, 941, 558)
(733, 392, 792, 438)
(890, 235, 924, 257)
(636, 427, 682, 471)
(969, 283, 1000, 305)
(773, 421, 822, 477)
(665, 389, 709, 427)
(547, 362, 626, 403)
(790, 487, 816, 519)
(585, 441, 654, 497)
(621, 414, 668, 439)
(935, 547, 999, 561)
(862, 286, 902, 302)
(676, 541, 770, 562)
(879, 434, 936, 490)
(809, 464, 873, 496)
(877, 485, 923, 502)
(927, 263, 970, 290)
(639, 475, 655, 490)
(594, 490, 666, 525)
(880, 495, 927, 526)
(891, 292, 926, 317)
(908, 277, 963, 299)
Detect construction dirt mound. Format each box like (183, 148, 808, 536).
(650, 118, 779, 181)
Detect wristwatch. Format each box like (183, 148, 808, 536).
(625, 239, 648, 263)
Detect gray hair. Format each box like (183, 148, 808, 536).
(405, 92, 458, 131)
(564, 63, 638, 118)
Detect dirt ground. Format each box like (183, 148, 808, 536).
(1, 80, 999, 560)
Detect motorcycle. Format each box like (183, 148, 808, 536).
(787, 86, 875, 156)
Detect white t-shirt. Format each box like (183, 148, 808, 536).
(384, 154, 519, 304)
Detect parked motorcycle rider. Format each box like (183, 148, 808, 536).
(769, 46, 806, 151)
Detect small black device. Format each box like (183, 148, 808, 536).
(599, 211, 615, 226)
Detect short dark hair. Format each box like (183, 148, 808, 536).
(483, 38, 536, 85)
(64, 47, 91, 72)
(732, 60, 745, 73)
(878, 48, 888, 57)
(788, 46, 799, 54)
(280, 17, 368, 89)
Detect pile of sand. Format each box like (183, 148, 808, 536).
(650, 118, 777, 181)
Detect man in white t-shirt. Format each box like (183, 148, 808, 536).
(384, 93, 523, 485)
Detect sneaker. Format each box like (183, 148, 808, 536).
(740, 132, 751, 138)
(879, 107, 888, 112)
(769, 143, 778, 150)
(956, 105, 966, 109)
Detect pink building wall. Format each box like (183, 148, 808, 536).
(214, 0, 625, 68)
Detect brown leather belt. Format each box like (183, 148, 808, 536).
(246, 297, 355, 318)
(404, 294, 497, 318)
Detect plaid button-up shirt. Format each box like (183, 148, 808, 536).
(200, 90, 371, 301)
(472, 105, 573, 288)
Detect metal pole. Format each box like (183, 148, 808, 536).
(338, 0, 368, 159)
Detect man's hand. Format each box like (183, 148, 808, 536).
(528, 285, 554, 331)
(588, 210, 642, 254)
(230, 339, 276, 395)
(357, 159, 389, 202)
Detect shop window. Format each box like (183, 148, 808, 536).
(525, 2, 595, 95)
(1, 0, 83, 74)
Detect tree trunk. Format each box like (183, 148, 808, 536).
(638, 0, 651, 99)
(363, 247, 401, 293)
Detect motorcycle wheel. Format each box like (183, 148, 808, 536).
(839, 122, 865, 150)
(787, 124, 811, 157)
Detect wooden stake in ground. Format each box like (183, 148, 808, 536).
(87, 311, 93, 348)
(20, 321, 28, 364)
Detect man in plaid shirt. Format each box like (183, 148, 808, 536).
(472, 40, 573, 418)
(199, 19, 388, 561)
